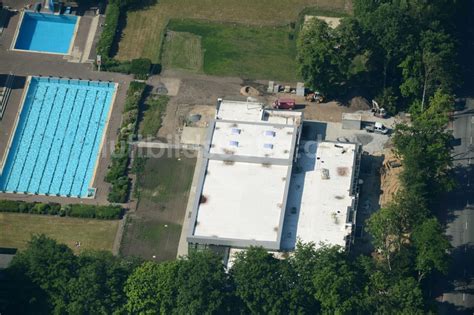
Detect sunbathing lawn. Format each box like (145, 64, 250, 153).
(139, 95, 169, 138)
(0, 213, 119, 254)
(120, 150, 196, 261)
(165, 20, 300, 81)
(162, 31, 204, 73)
(116, 0, 350, 62)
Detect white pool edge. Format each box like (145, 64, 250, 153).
(0, 77, 118, 199)
(0, 75, 32, 177)
(88, 82, 119, 198)
(10, 11, 80, 56)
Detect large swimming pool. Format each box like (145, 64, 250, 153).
(0, 77, 116, 198)
(14, 12, 78, 54)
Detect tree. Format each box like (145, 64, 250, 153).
(8, 234, 77, 313)
(393, 91, 454, 203)
(175, 251, 229, 314)
(231, 247, 303, 314)
(297, 19, 345, 96)
(412, 218, 451, 282)
(311, 245, 363, 314)
(125, 261, 179, 314)
(366, 205, 403, 271)
(290, 242, 320, 308)
(66, 251, 134, 314)
(419, 30, 457, 108)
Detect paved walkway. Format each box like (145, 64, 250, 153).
(176, 150, 204, 258)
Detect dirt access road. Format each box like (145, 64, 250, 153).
(146, 69, 372, 143)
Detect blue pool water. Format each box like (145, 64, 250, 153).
(0, 77, 116, 197)
(14, 12, 77, 54)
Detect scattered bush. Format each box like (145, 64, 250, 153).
(96, 3, 120, 61)
(130, 58, 151, 79)
(106, 81, 146, 203)
(0, 201, 123, 220)
(95, 2, 151, 79)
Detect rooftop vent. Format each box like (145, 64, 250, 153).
(231, 128, 241, 135)
(229, 140, 239, 147)
(264, 130, 276, 137)
(321, 168, 330, 180)
(263, 143, 274, 149)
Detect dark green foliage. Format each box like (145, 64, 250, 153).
(1, 235, 135, 315)
(175, 251, 229, 314)
(67, 204, 123, 219)
(130, 58, 152, 79)
(365, 86, 454, 301)
(7, 235, 77, 314)
(311, 246, 364, 314)
(125, 261, 180, 314)
(231, 246, 315, 314)
(0, 200, 123, 220)
(96, 3, 120, 61)
(392, 90, 455, 202)
(299, 0, 462, 112)
(106, 81, 146, 203)
(103, 58, 152, 78)
(412, 218, 451, 282)
(66, 251, 133, 314)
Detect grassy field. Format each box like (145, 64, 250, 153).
(116, 0, 351, 62)
(162, 31, 203, 73)
(0, 213, 118, 254)
(165, 20, 299, 81)
(139, 95, 169, 138)
(121, 150, 196, 261)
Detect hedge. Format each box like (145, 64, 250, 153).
(67, 204, 123, 220)
(0, 200, 123, 220)
(106, 81, 146, 203)
(96, 3, 120, 62)
(95, 1, 152, 79)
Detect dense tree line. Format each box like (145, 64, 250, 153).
(297, 0, 471, 113)
(0, 235, 430, 314)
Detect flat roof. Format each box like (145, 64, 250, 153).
(216, 100, 264, 122)
(194, 160, 289, 243)
(209, 121, 295, 160)
(187, 100, 302, 249)
(282, 141, 358, 249)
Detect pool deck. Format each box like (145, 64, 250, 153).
(0, 9, 134, 206)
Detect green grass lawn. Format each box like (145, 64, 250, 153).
(122, 217, 182, 261)
(139, 95, 169, 138)
(121, 151, 196, 261)
(162, 31, 203, 72)
(117, 0, 350, 62)
(166, 19, 300, 81)
(0, 213, 118, 254)
(137, 152, 195, 204)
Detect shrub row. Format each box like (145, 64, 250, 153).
(96, 3, 120, 62)
(106, 81, 147, 203)
(0, 200, 123, 220)
(95, 2, 152, 79)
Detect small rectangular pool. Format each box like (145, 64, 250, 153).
(13, 12, 78, 54)
(0, 77, 117, 198)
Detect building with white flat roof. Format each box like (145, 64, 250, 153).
(187, 100, 361, 252)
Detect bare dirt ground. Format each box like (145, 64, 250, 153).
(379, 150, 402, 207)
(304, 97, 371, 122)
(148, 70, 244, 142)
(304, 15, 342, 28)
(148, 71, 373, 143)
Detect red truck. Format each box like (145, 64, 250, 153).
(273, 98, 295, 110)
